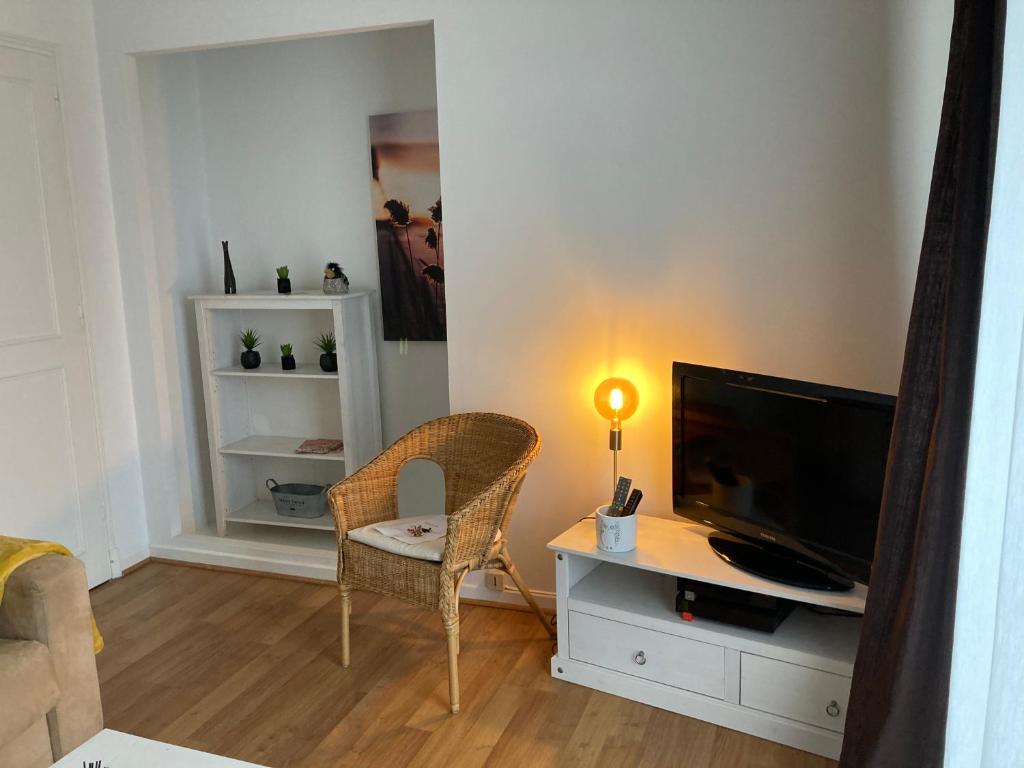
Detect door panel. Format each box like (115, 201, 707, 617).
(0, 368, 85, 551)
(0, 74, 60, 344)
(0, 42, 112, 586)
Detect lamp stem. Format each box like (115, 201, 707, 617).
(609, 416, 622, 498)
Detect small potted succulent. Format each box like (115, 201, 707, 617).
(239, 328, 262, 369)
(322, 262, 350, 295)
(280, 343, 296, 371)
(315, 331, 337, 372)
(276, 266, 291, 294)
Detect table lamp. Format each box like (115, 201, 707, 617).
(594, 377, 639, 496)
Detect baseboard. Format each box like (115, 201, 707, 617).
(459, 575, 556, 612)
(149, 532, 336, 581)
(121, 557, 152, 576)
(461, 594, 555, 615)
(150, 557, 335, 586)
(116, 548, 152, 576)
(147, 532, 556, 612)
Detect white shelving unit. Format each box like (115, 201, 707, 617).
(219, 435, 347, 462)
(226, 500, 335, 531)
(549, 515, 865, 760)
(211, 364, 336, 379)
(193, 291, 382, 539)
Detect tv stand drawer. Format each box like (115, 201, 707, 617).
(740, 654, 851, 733)
(568, 611, 725, 699)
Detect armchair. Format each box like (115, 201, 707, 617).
(328, 412, 554, 713)
(0, 554, 103, 766)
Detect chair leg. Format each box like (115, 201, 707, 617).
(340, 585, 351, 668)
(501, 554, 555, 639)
(453, 569, 470, 655)
(444, 617, 460, 714)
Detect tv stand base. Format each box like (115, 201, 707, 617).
(548, 515, 866, 759)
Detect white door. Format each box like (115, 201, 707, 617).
(0, 42, 112, 587)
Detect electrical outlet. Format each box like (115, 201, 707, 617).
(485, 572, 504, 592)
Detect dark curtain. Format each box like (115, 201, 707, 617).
(839, 1, 1005, 766)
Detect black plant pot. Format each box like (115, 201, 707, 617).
(240, 350, 261, 369)
(281, 354, 296, 371)
(319, 353, 338, 373)
(277, 278, 291, 294)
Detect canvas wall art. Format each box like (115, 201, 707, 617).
(369, 110, 445, 341)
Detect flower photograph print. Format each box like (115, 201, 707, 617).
(369, 110, 445, 341)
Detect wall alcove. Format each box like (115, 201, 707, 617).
(137, 23, 448, 571)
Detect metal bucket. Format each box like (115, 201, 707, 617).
(266, 478, 328, 519)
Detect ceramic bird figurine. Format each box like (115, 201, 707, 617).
(323, 262, 350, 295)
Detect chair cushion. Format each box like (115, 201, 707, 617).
(0, 639, 60, 746)
(348, 514, 501, 562)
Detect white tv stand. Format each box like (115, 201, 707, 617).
(548, 515, 866, 759)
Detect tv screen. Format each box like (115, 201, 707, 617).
(672, 362, 895, 585)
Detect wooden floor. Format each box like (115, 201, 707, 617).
(90, 562, 837, 768)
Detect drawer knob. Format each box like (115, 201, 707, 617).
(825, 700, 841, 718)
(633, 650, 647, 666)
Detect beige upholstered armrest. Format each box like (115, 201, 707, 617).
(0, 555, 102, 758)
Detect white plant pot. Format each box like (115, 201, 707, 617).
(595, 504, 637, 553)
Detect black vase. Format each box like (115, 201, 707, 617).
(277, 278, 291, 294)
(240, 350, 261, 369)
(281, 354, 296, 371)
(319, 353, 338, 373)
(222, 241, 237, 295)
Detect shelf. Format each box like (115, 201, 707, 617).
(548, 515, 867, 614)
(226, 500, 335, 531)
(569, 562, 861, 676)
(194, 291, 382, 547)
(191, 290, 371, 300)
(212, 364, 336, 380)
(190, 290, 372, 311)
(219, 435, 345, 462)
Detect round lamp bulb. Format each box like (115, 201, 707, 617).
(594, 377, 639, 422)
(609, 388, 624, 411)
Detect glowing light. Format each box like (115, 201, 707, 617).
(594, 378, 639, 422)
(609, 388, 624, 412)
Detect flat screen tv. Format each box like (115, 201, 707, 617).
(672, 362, 896, 591)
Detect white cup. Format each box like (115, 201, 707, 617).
(595, 504, 638, 553)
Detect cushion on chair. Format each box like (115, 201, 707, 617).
(0, 639, 60, 747)
(348, 514, 501, 562)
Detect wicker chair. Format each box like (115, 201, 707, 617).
(327, 412, 555, 714)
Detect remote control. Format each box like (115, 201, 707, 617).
(623, 488, 643, 516)
(611, 476, 632, 514)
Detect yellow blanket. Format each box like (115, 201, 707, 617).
(0, 536, 104, 654)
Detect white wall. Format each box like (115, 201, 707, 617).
(136, 25, 448, 530)
(0, 0, 149, 570)
(195, 25, 449, 513)
(136, 51, 214, 532)
(91, 0, 953, 593)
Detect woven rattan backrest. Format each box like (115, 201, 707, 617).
(396, 413, 539, 517)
